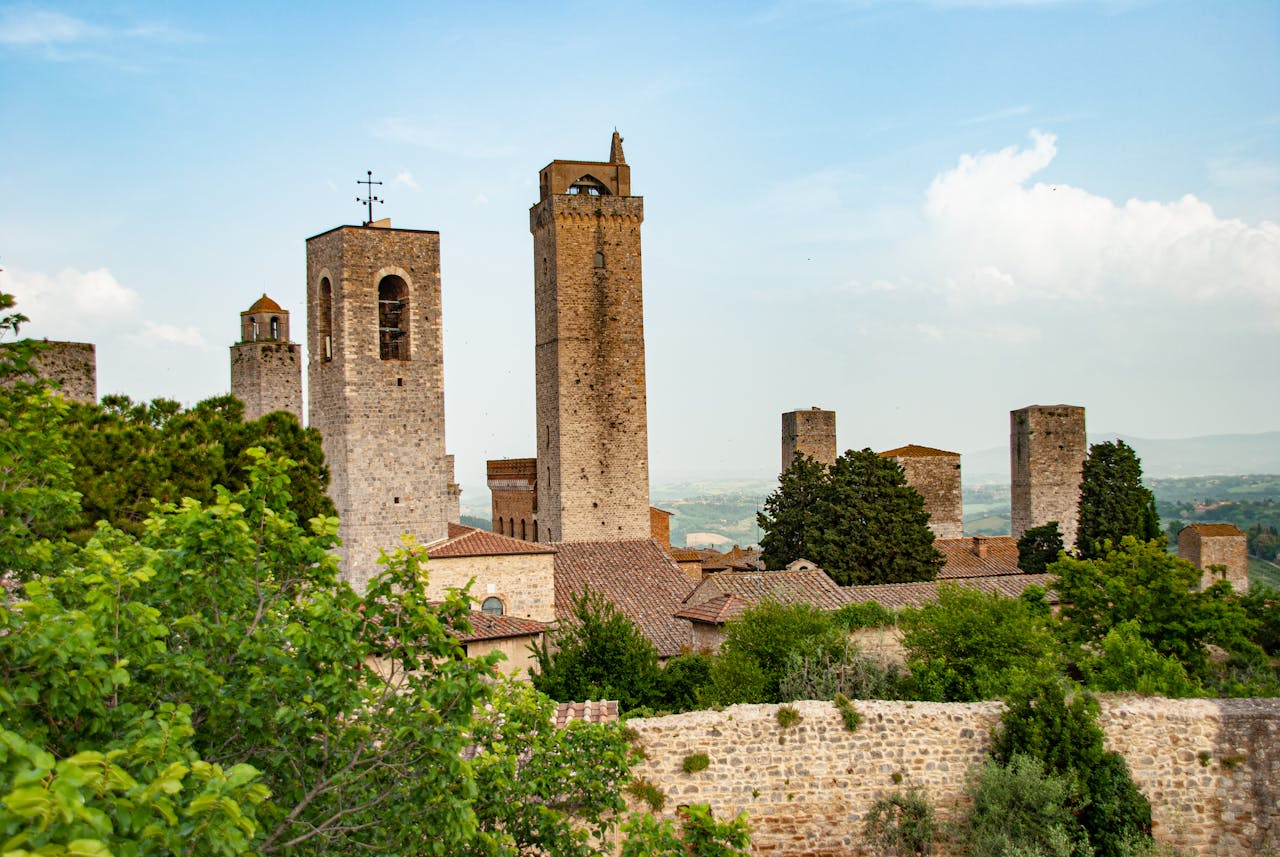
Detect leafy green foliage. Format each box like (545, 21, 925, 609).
(619, 804, 751, 857)
(683, 752, 711, 773)
(655, 651, 714, 712)
(961, 755, 1084, 857)
(777, 638, 908, 702)
(532, 588, 662, 712)
(708, 601, 842, 705)
(899, 585, 1059, 702)
(831, 600, 897, 630)
(775, 706, 799, 728)
(1079, 621, 1203, 697)
(833, 693, 862, 731)
(992, 679, 1152, 857)
(1017, 521, 1065, 575)
(1077, 440, 1161, 559)
(758, 450, 942, 585)
(863, 788, 936, 857)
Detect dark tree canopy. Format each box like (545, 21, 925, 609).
(1076, 440, 1160, 558)
(758, 449, 942, 585)
(1016, 521, 1064, 575)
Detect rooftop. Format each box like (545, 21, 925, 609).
(428, 523, 556, 558)
(879, 444, 960, 458)
(934, 536, 1023, 579)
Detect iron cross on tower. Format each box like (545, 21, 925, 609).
(356, 170, 383, 225)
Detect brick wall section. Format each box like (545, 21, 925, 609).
(880, 446, 963, 539)
(1011, 405, 1086, 546)
(781, 408, 836, 473)
(306, 224, 450, 592)
(531, 150, 649, 543)
(29, 341, 96, 403)
(487, 457, 538, 539)
(1179, 524, 1250, 593)
(626, 697, 1280, 856)
(230, 341, 303, 421)
(422, 553, 556, 623)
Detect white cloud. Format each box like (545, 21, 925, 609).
(133, 320, 209, 350)
(924, 131, 1280, 319)
(5, 267, 139, 330)
(394, 170, 420, 191)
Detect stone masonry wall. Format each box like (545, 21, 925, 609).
(28, 340, 96, 403)
(423, 552, 556, 624)
(1179, 528, 1250, 594)
(532, 184, 649, 543)
(626, 697, 1279, 856)
(488, 458, 538, 539)
(306, 225, 450, 592)
(229, 340, 303, 421)
(1011, 404, 1087, 546)
(891, 452, 963, 539)
(781, 409, 837, 474)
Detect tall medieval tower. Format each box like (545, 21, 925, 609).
(1010, 404, 1087, 547)
(781, 408, 837, 473)
(306, 223, 450, 591)
(229, 294, 303, 422)
(531, 132, 650, 543)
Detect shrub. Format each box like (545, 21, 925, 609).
(1080, 620, 1202, 697)
(832, 600, 897, 630)
(656, 650, 714, 712)
(708, 601, 843, 704)
(778, 637, 908, 702)
(864, 788, 935, 856)
(776, 705, 799, 728)
(683, 752, 710, 774)
(962, 755, 1083, 857)
(834, 693, 861, 732)
(625, 776, 666, 812)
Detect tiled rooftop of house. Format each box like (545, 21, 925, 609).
(453, 611, 548, 643)
(841, 574, 1056, 610)
(669, 547, 704, 562)
(934, 536, 1023, 579)
(674, 592, 751, 625)
(552, 539, 695, 658)
(427, 523, 556, 558)
(685, 568, 851, 612)
(553, 700, 620, 728)
(878, 444, 959, 458)
(1183, 523, 1245, 537)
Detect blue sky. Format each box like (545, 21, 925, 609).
(2, 0, 1277, 504)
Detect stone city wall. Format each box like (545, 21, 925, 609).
(626, 697, 1279, 856)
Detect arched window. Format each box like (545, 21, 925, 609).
(520, 519, 527, 541)
(251, 319, 260, 341)
(481, 597, 504, 616)
(593, 251, 605, 269)
(319, 278, 333, 361)
(533, 520, 538, 542)
(269, 316, 280, 340)
(378, 275, 409, 360)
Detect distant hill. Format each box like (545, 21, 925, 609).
(964, 430, 1280, 483)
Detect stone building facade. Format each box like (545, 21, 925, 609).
(306, 222, 451, 591)
(19, 340, 97, 403)
(229, 294, 303, 421)
(1010, 404, 1087, 546)
(531, 132, 650, 543)
(781, 407, 837, 473)
(487, 457, 538, 540)
(879, 444, 963, 539)
(1179, 523, 1249, 593)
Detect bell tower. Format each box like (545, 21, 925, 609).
(306, 221, 449, 591)
(229, 294, 302, 422)
(530, 131, 650, 542)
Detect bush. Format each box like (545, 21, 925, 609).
(961, 755, 1083, 857)
(832, 600, 897, 630)
(708, 601, 842, 704)
(864, 788, 935, 856)
(834, 693, 862, 731)
(778, 638, 908, 702)
(1081, 620, 1202, 697)
(683, 752, 710, 774)
(655, 650, 714, 712)
(776, 705, 799, 728)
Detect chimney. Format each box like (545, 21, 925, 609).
(971, 536, 988, 559)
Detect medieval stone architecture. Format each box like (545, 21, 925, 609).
(486, 457, 538, 541)
(531, 132, 650, 543)
(879, 444, 963, 538)
(1179, 523, 1250, 593)
(781, 407, 837, 472)
(1010, 404, 1087, 546)
(306, 221, 452, 591)
(22, 340, 97, 404)
(229, 294, 303, 421)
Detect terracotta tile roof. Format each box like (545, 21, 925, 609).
(698, 545, 763, 572)
(453, 611, 548, 643)
(552, 539, 695, 658)
(674, 593, 750, 624)
(428, 524, 556, 558)
(1183, 523, 1245, 537)
(684, 569, 851, 612)
(669, 547, 704, 562)
(246, 294, 283, 313)
(841, 574, 1056, 610)
(934, 536, 1023, 579)
(553, 700, 619, 728)
(878, 444, 959, 458)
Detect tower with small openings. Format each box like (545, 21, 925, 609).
(306, 214, 450, 591)
(531, 132, 650, 542)
(229, 294, 302, 421)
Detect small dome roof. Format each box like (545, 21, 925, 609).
(246, 294, 283, 313)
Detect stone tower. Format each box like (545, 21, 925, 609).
(229, 294, 303, 421)
(14, 341, 97, 404)
(487, 457, 538, 541)
(879, 445, 963, 539)
(1178, 523, 1249, 593)
(306, 222, 450, 591)
(782, 408, 837, 473)
(531, 131, 650, 543)
(1010, 404, 1087, 546)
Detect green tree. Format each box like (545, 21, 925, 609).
(708, 601, 843, 705)
(1076, 440, 1160, 559)
(1079, 620, 1202, 697)
(1017, 521, 1065, 575)
(758, 449, 942, 585)
(961, 755, 1083, 857)
(655, 650, 714, 712)
(620, 804, 751, 857)
(531, 588, 662, 712)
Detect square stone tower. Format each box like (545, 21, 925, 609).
(530, 132, 650, 543)
(306, 222, 450, 591)
(487, 457, 538, 541)
(1178, 523, 1249, 593)
(782, 407, 837, 473)
(25, 341, 96, 404)
(230, 294, 303, 422)
(1010, 404, 1087, 546)
(879, 444, 963, 539)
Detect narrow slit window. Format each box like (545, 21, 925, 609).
(319, 278, 333, 361)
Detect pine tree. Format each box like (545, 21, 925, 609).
(1076, 440, 1160, 558)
